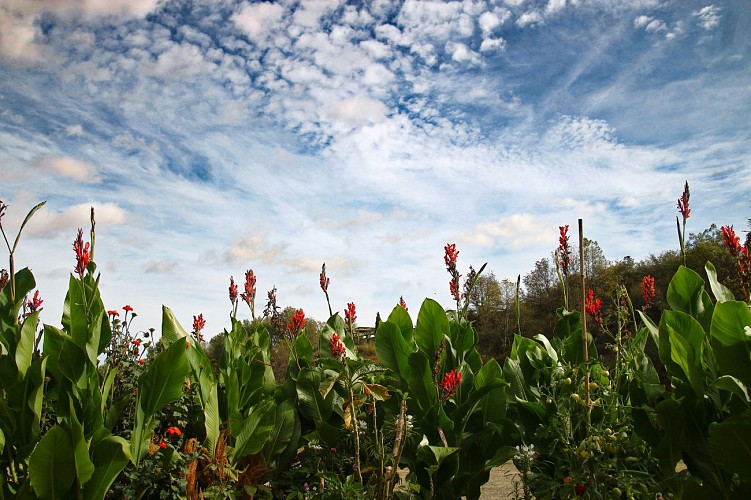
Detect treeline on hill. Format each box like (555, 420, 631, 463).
(203, 224, 748, 376)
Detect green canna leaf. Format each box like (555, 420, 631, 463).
(29, 425, 76, 499)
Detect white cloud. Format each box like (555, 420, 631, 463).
(445, 41, 481, 65)
(546, 0, 567, 15)
(26, 202, 127, 239)
(30, 155, 101, 183)
(516, 10, 544, 28)
(232, 2, 286, 44)
(324, 94, 388, 127)
(463, 214, 551, 250)
(145, 42, 216, 80)
(478, 9, 511, 33)
(480, 36, 506, 53)
(694, 5, 721, 31)
(65, 124, 84, 137)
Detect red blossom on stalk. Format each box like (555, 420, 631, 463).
(287, 308, 306, 335)
(574, 483, 586, 496)
(641, 275, 656, 308)
(677, 181, 691, 221)
(444, 243, 462, 302)
(73, 228, 91, 277)
(558, 225, 572, 277)
(138, 359, 145, 365)
(166, 426, 182, 436)
(442, 369, 462, 398)
(345, 302, 357, 327)
(585, 289, 602, 324)
(721, 225, 742, 255)
(29, 290, 43, 313)
(132, 339, 141, 346)
(720, 225, 751, 295)
(330, 332, 345, 358)
(399, 296, 408, 311)
(123, 305, 133, 313)
(158, 442, 167, 449)
(241, 269, 256, 306)
(320, 263, 330, 293)
(193, 314, 205, 334)
(107, 310, 119, 317)
(229, 276, 238, 304)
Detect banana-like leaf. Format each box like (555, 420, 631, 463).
(160, 305, 189, 348)
(69, 397, 95, 487)
(415, 298, 449, 360)
(83, 436, 130, 500)
(232, 400, 276, 461)
(15, 310, 39, 379)
(29, 425, 76, 499)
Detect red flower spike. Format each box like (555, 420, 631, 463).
(241, 269, 256, 306)
(228, 276, 238, 304)
(138, 359, 145, 365)
(721, 225, 742, 255)
(677, 181, 690, 221)
(558, 225, 572, 277)
(287, 308, 306, 335)
(330, 332, 345, 358)
(442, 369, 462, 397)
(444, 243, 459, 268)
(320, 263, 330, 293)
(29, 290, 43, 313)
(345, 302, 357, 327)
(641, 275, 656, 307)
(107, 310, 119, 317)
(132, 339, 141, 346)
(399, 296, 408, 311)
(193, 314, 205, 334)
(585, 289, 603, 324)
(73, 228, 91, 277)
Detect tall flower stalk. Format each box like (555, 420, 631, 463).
(556, 225, 572, 309)
(677, 181, 690, 266)
(444, 243, 462, 311)
(240, 269, 257, 320)
(320, 263, 332, 317)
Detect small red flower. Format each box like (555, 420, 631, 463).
(641, 275, 656, 308)
(132, 339, 141, 346)
(138, 359, 145, 365)
(585, 289, 602, 324)
(398, 296, 408, 311)
(677, 181, 690, 221)
(444, 243, 462, 302)
(241, 269, 256, 306)
(442, 369, 462, 398)
(186, 341, 191, 348)
(193, 314, 205, 334)
(345, 302, 356, 327)
(73, 228, 91, 277)
(444, 243, 459, 268)
(563, 476, 573, 485)
(574, 482, 586, 496)
(558, 225, 572, 277)
(166, 426, 182, 436)
(320, 263, 330, 293)
(229, 276, 238, 304)
(107, 310, 119, 317)
(158, 442, 167, 449)
(28, 290, 43, 313)
(123, 305, 133, 313)
(721, 225, 742, 255)
(330, 332, 345, 358)
(287, 308, 306, 335)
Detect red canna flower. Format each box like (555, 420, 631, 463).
(320, 263, 330, 293)
(193, 313, 205, 334)
(585, 289, 602, 324)
(158, 442, 167, 449)
(73, 228, 91, 277)
(123, 304, 133, 313)
(287, 308, 306, 336)
(721, 225, 742, 255)
(241, 269, 256, 306)
(641, 275, 656, 308)
(444, 243, 459, 268)
(720, 225, 751, 295)
(330, 332, 345, 358)
(677, 181, 690, 221)
(558, 225, 572, 277)
(345, 302, 356, 327)
(441, 369, 462, 398)
(229, 276, 238, 304)
(166, 426, 182, 436)
(107, 309, 119, 317)
(29, 290, 43, 313)
(444, 243, 462, 302)
(399, 295, 408, 311)
(132, 339, 141, 346)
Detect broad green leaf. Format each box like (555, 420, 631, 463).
(29, 425, 76, 499)
(100, 368, 118, 415)
(705, 262, 734, 303)
(387, 304, 414, 345)
(83, 436, 130, 500)
(296, 368, 333, 422)
(533, 334, 558, 363)
(41, 324, 66, 379)
(711, 301, 751, 346)
(0, 267, 35, 332)
(262, 401, 296, 463)
(15, 310, 39, 379)
(408, 351, 437, 413)
(69, 397, 95, 487)
(659, 310, 707, 394)
(502, 357, 527, 402)
(713, 375, 750, 404)
(667, 266, 706, 317)
(415, 298, 449, 360)
(232, 400, 276, 461)
(137, 339, 190, 417)
(708, 413, 751, 477)
(474, 359, 507, 424)
(160, 305, 189, 348)
(417, 436, 459, 466)
(295, 331, 314, 362)
(638, 311, 660, 348)
(375, 320, 411, 384)
(185, 342, 219, 455)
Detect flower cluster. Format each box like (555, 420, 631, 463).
(345, 302, 356, 327)
(677, 181, 691, 221)
(330, 332, 345, 359)
(228, 276, 238, 305)
(319, 263, 330, 293)
(193, 313, 205, 341)
(241, 269, 256, 317)
(287, 308, 306, 336)
(558, 225, 572, 277)
(73, 228, 91, 277)
(441, 369, 462, 398)
(585, 289, 602, 324)
(398, 295, 408, 311)
(641, 275, 656, 308)
(28, 290, 43, 313)
(721, 225, 751, 296)
(444, 243, 462, 302)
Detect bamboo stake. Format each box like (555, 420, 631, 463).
(579, 219, 592, 419)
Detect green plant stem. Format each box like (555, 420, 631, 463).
(346, 369, 363, 484)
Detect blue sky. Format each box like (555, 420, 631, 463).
(2, 0, 750, 335)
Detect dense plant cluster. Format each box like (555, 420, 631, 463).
(0, 186, 750, 499)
